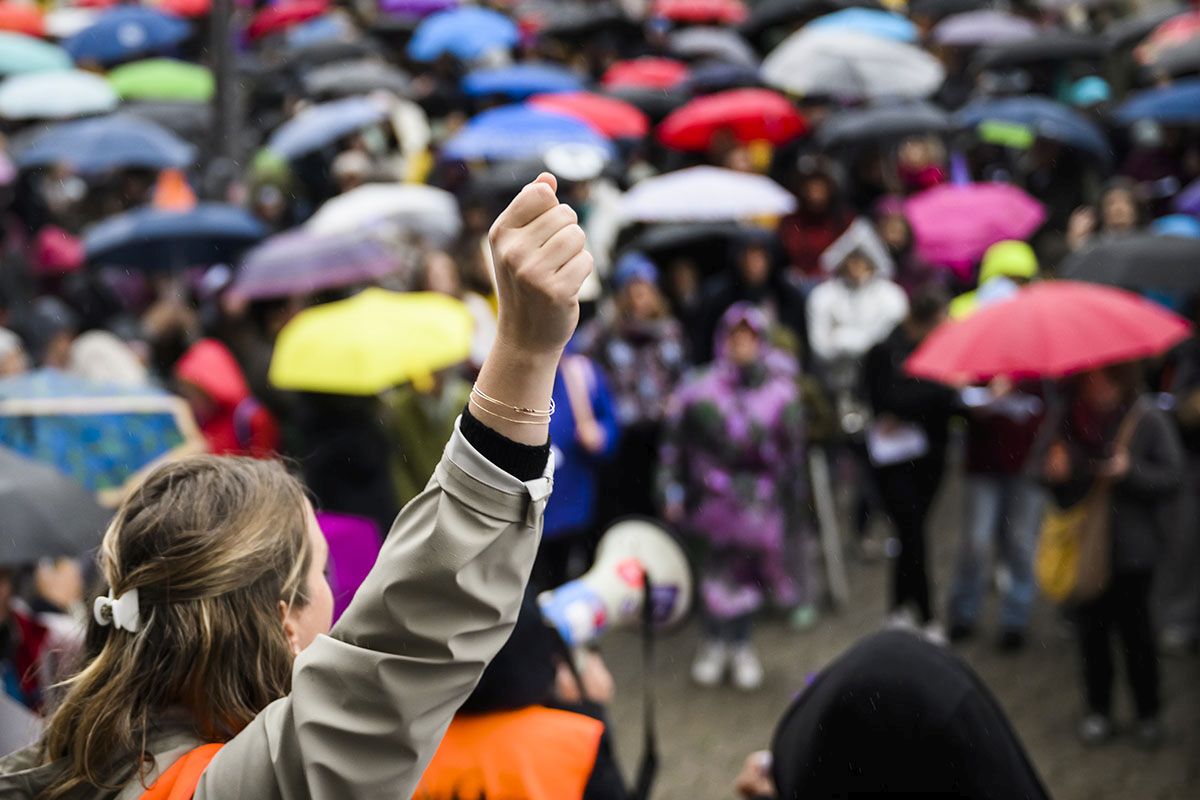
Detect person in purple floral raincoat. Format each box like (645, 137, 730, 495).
(658, 303, 807, 692)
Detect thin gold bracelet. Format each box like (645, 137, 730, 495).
(470, 384, 555, 418)
(469, 398, 550, 425)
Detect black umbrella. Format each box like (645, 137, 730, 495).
(602, 86, 692, 122)
(1104, 3, 1187, 49)
(741, 0, 880, 40)
(623, 222, 768, 277)
(303, 59, 412, 98)
(1058, 234, 1200, 293)
(1148, 39, 1200, 79)
(816, 102, 951, 149)
(281, 37, 382, 69)
(908, 0, 990, 20)
(973, 33, 1106, 70)
(0, 447, 111, 565)
(121, 101, 213, 141)
(539, 2, 639, 40)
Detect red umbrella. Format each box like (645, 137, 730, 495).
(0, 3, 44, 36)
(528, 92, 649, 138)
(652, 0, 747, 25)
(247, 0, 328, 40)
(658, 88, 807, 151)
(157, 0, 211, 17)
(601, 57, 691, 90)
(1137, 11, 1200, 64)
(905, 281, 1192, 383)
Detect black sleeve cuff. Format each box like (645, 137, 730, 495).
(460, 405, 551, 482)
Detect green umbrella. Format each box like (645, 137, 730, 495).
(108, 58, 214, 102)
(0, 32, 72, 76)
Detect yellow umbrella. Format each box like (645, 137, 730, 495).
(269, 289, 474, 396)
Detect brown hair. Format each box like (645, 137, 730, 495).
(40, 455, 313, 798)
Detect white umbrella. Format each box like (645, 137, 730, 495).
(0, 70, 119, 120)
(307, 183, 462, 246)
(762, 29, 945, 100)
(44, 7, 100, 39)
(621, 166, 796, 223)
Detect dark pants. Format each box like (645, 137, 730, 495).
(596, 422, 660, 527)
(531, 529, 587, 592)
(1077, 570, 1161, 720)
(876, 457, 945, 624)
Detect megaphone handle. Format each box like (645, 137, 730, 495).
(633, 578, 659, 800)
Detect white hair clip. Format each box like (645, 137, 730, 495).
(93, 588, 141, 633)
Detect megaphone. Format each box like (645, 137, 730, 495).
(539, 517, 693, 648)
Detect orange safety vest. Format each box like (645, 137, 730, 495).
(138, 744, 223, 800)
(413, 706, 605, 800)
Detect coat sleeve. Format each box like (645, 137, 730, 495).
(1118, 407, 1185, 501)
(194, 420, 551, 800)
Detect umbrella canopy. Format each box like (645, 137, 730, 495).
(266, 96, 389, 160)
(441, 104, 615, 162)
(1147, 38, 1200, 78)
(658, 88, 807, 150)
(156, 0, 211, 17)
(407, 6, 518, 62)
(931, 10, 1039, 47)
(302, 59, 411, 97)
(652, 0, 747, 25)
(1174, 177, 1200, 216)
(905, 282, 1192, 383)
(1137, 10, 1200, 63)
(956, 96, 1111, 163)
(904, 183, 1046, 269)
(108, 58, 213, 102)
(232, 229, 407, 301)
(463, 63, 585, 100)
(1153, 214, 1200, 238)
(1104, 3, 1186, 48)
(380, 0, 458, 15)
(247, 0, 328, 40)
(83, 203, 266, 269)
(668, 27, 759, 67)
(535, 2, 637, 40)
(972, 32, 1105, 70)
(622, 165, 796, 222)
(0, 32, 72, 76)
(0, 446, 111, 564)
(742, 0, 879, 38)
(64, 7, 191, 67)
(120, 99, 212, 140)
(0, 69, 119, 121)
(1113, 78, 1200, 124)
(269, 289, 475, 395)
(528, 92, 649, 138)
(684, 62, 762, 93)
(763, 29, 945, 99)
(0, 4, 43, 36)
(601, 57, 691, 90)
(816, 102, 951, 148)
(908, 0, 989, 18)
(807, 8, 918, 42)
(306, 183, 462, 245)
(16, 114, 193, 173)
(44, 7, 99, 39)
(0, 370, 204, 505)
(1057, 233, 1200, 292)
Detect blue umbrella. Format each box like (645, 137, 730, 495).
(84, 203, 267, 269)
(64, 7, 191, 67)
(15, 114, 194, 174)
(956, 96, 1111, 163)
(1114, 79, 1200, 125)
(1153, 214, 1200, 239)
(266, 96, 389, 159)
(807, 8, 918, 42)
(407, 6, 518, 62)
(463, 63, 585, 99)
(441, 105, 615, 162)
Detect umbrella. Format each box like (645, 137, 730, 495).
(0, 70, 119, 121)
(603, 86, 692, 121)
(44, 7, 100, 39)
(955, 96, 1111, 163)
(1105, 3, 1186, 48)
(285, 11, 353, 46)
(266, 96, 389, 160)
(379, 0, 458, 15)
(306, 183, 462, 245)
(0, 447, 112, 563)
(816, 102, 951, 148)
(742, 0, 880, 39)
(1137, 10, 1200, 63)
(232, 230, 407, 301)
(108, 58, 213, 102)
(1057, 233, 1200, 292)
(281, 35, 380, 68)
(904, 183, 1046, 269)
(302, 60, 411, 97)
(1113, 78, 1200, 124)
(83, 203, 266, 269)
(668, 27, 759, 68)
(905, 282, 1192, 383)
(0, 4, 43, 36)
(0, 370, 204, 505)
(64, 7, 191, 67)
(684, 62, 762, 93)
(247, 0, 328, 40)
(972, 33, 1106, 70)
(763, 29, 945, 99)
(658, 88, 807, 150)
(441, 105, 615, 162)
(1153, 215, 1200, 238)
(807, 8, 918, 42)
(622, 166, 796, 222)
(601, 57, 691, 90)
(407, 6, 518, 62)
(536, 2, 637, 40)
(528, 92, 649, 138)
(269, 289, 475, 395)
(156, 0, 211, 17)
(463, 63, 585, 100)
(0, 32, 72, 76)
(652, 0, 747, 25)
(931, 10, 1039, 47)
(1174, 178, 1200, 216)
(120, 100, 212, 140)
(16, 114, 193, 173)
(1148, 38, 1200, 78)
(624, 221, 764, 276)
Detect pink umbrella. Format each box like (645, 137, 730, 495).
(904, 183, 1045, 278)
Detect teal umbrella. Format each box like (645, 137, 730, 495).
(0, 32, 72, 76)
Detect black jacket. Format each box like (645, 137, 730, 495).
(865, 326, 960, 461)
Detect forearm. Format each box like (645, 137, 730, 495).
(472, 339, 560, 446)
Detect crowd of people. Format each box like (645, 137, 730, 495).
(0, 0, 1199, 797)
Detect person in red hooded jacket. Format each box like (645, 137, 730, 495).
(174, 339, 280, 458)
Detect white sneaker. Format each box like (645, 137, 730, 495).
(885, 608, 918, 631)
(923, 622, 948, 647)
(691, 640, 729, 688)
(730, 644, 764, 692)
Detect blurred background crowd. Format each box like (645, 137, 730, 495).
(0, 0, 1198, 796)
